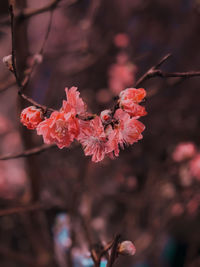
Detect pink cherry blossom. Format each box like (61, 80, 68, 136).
(62, 86, 87, 116)
(78, 116, 107, 162)
(20, 106, 43, 130)
(189, 154, 200, 180)
(172, 142, 197, 162)
(119, 88, 146, 103)
(114, 109, 145, 146)
(119, 88, 147, 117)
(106, 109, 145, 158)
(37, 111, 79, 149)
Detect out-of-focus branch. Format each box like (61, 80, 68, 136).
(0, 144, 56, 160)
(1, 8, 54, 95)
(0, 245, 40, 267)
(106, 235, 121, 267)
(135, 53, 200, 87)
(0, 203, 43, 217)
(17, 0, 62, 20)
(8, 5, 55, 113)
(1, 0, 63, 25)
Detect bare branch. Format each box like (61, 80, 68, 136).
(8, 5, 56, 113)
(18, 0, 62, 20)
(0, 144, 55, 161)
(1, 0, 63, 25)
(106, 235, 121, 267)
(0, 203, 43, 217)
(0, 245, 40, 267)
(135, 53, 200, 87)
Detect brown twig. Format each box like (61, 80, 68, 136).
(0, 245, 40, 267)
(135, 53, 200, 87)
(106, 235, 121, 267)
(1, 0, 62, 25)
(17, 0, 62, 21)
(8, 5, 55, 113)
(0, 144, 56, 160)
(0, 203, 43, 217)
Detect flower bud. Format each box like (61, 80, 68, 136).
(118, 241, 136, 256)
(20, 106, 43, 130)
(33, 53, 43, 64)
(100, 109, 112, 124)
(2, 55, 13, 71)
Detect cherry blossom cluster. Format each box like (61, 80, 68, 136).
(20, 87, 147, 162)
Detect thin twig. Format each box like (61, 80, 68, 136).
(22, 9, 54, 90)
(1, 0, 62, 25)
(18, 0, 62, 20)
(106, 235, 121, 267)
(0, 245, 40, 267)
(135, 53, 200, 87)
(0, 203, 43, 217)
(9, 5, 20, 87)
(8, 4, 55, 113)
(0, 144, 55, 160)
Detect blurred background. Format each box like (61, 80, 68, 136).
(0, 0, 200, 266)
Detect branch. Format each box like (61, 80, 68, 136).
(2, 8, 54, 95)
(17, 0, 62, 21)
(1, 0, 63, 25)
(8, 5, 55, 113)
(0, 144, 55, 161)
(0, 203, 43, 217)
(135, 53, 200, 87)
(106, 235, 121, 267)
(0, 245, 40, 267)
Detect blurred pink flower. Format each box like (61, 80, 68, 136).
(172, 142, 197, 162)
(189, 154, 200, 180)
(108, 63, 136, 95)
(20, 106, 43, 130)
(37, 111, 78, 149)
(119, 88, 147, 117)
(114, 33, 130, 48)
(0, 114, 12, 135)
(186, 197, 199, 216)
(171, 203, 184, 216)
(78, 116, 107, 162)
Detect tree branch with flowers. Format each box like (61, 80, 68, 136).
(1, 1, 200, 267)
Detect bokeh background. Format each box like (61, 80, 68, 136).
(0, 0, 200, 266)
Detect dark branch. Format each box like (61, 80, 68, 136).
(0, 203, 43, 217)
(17, 0, 62, 21)
(0, 144, 55, 161)
(135, 53, 200, 87)
(106, 235, 121, 267)
(8, 5, 56, 113)
(1, 0, 62, 25)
